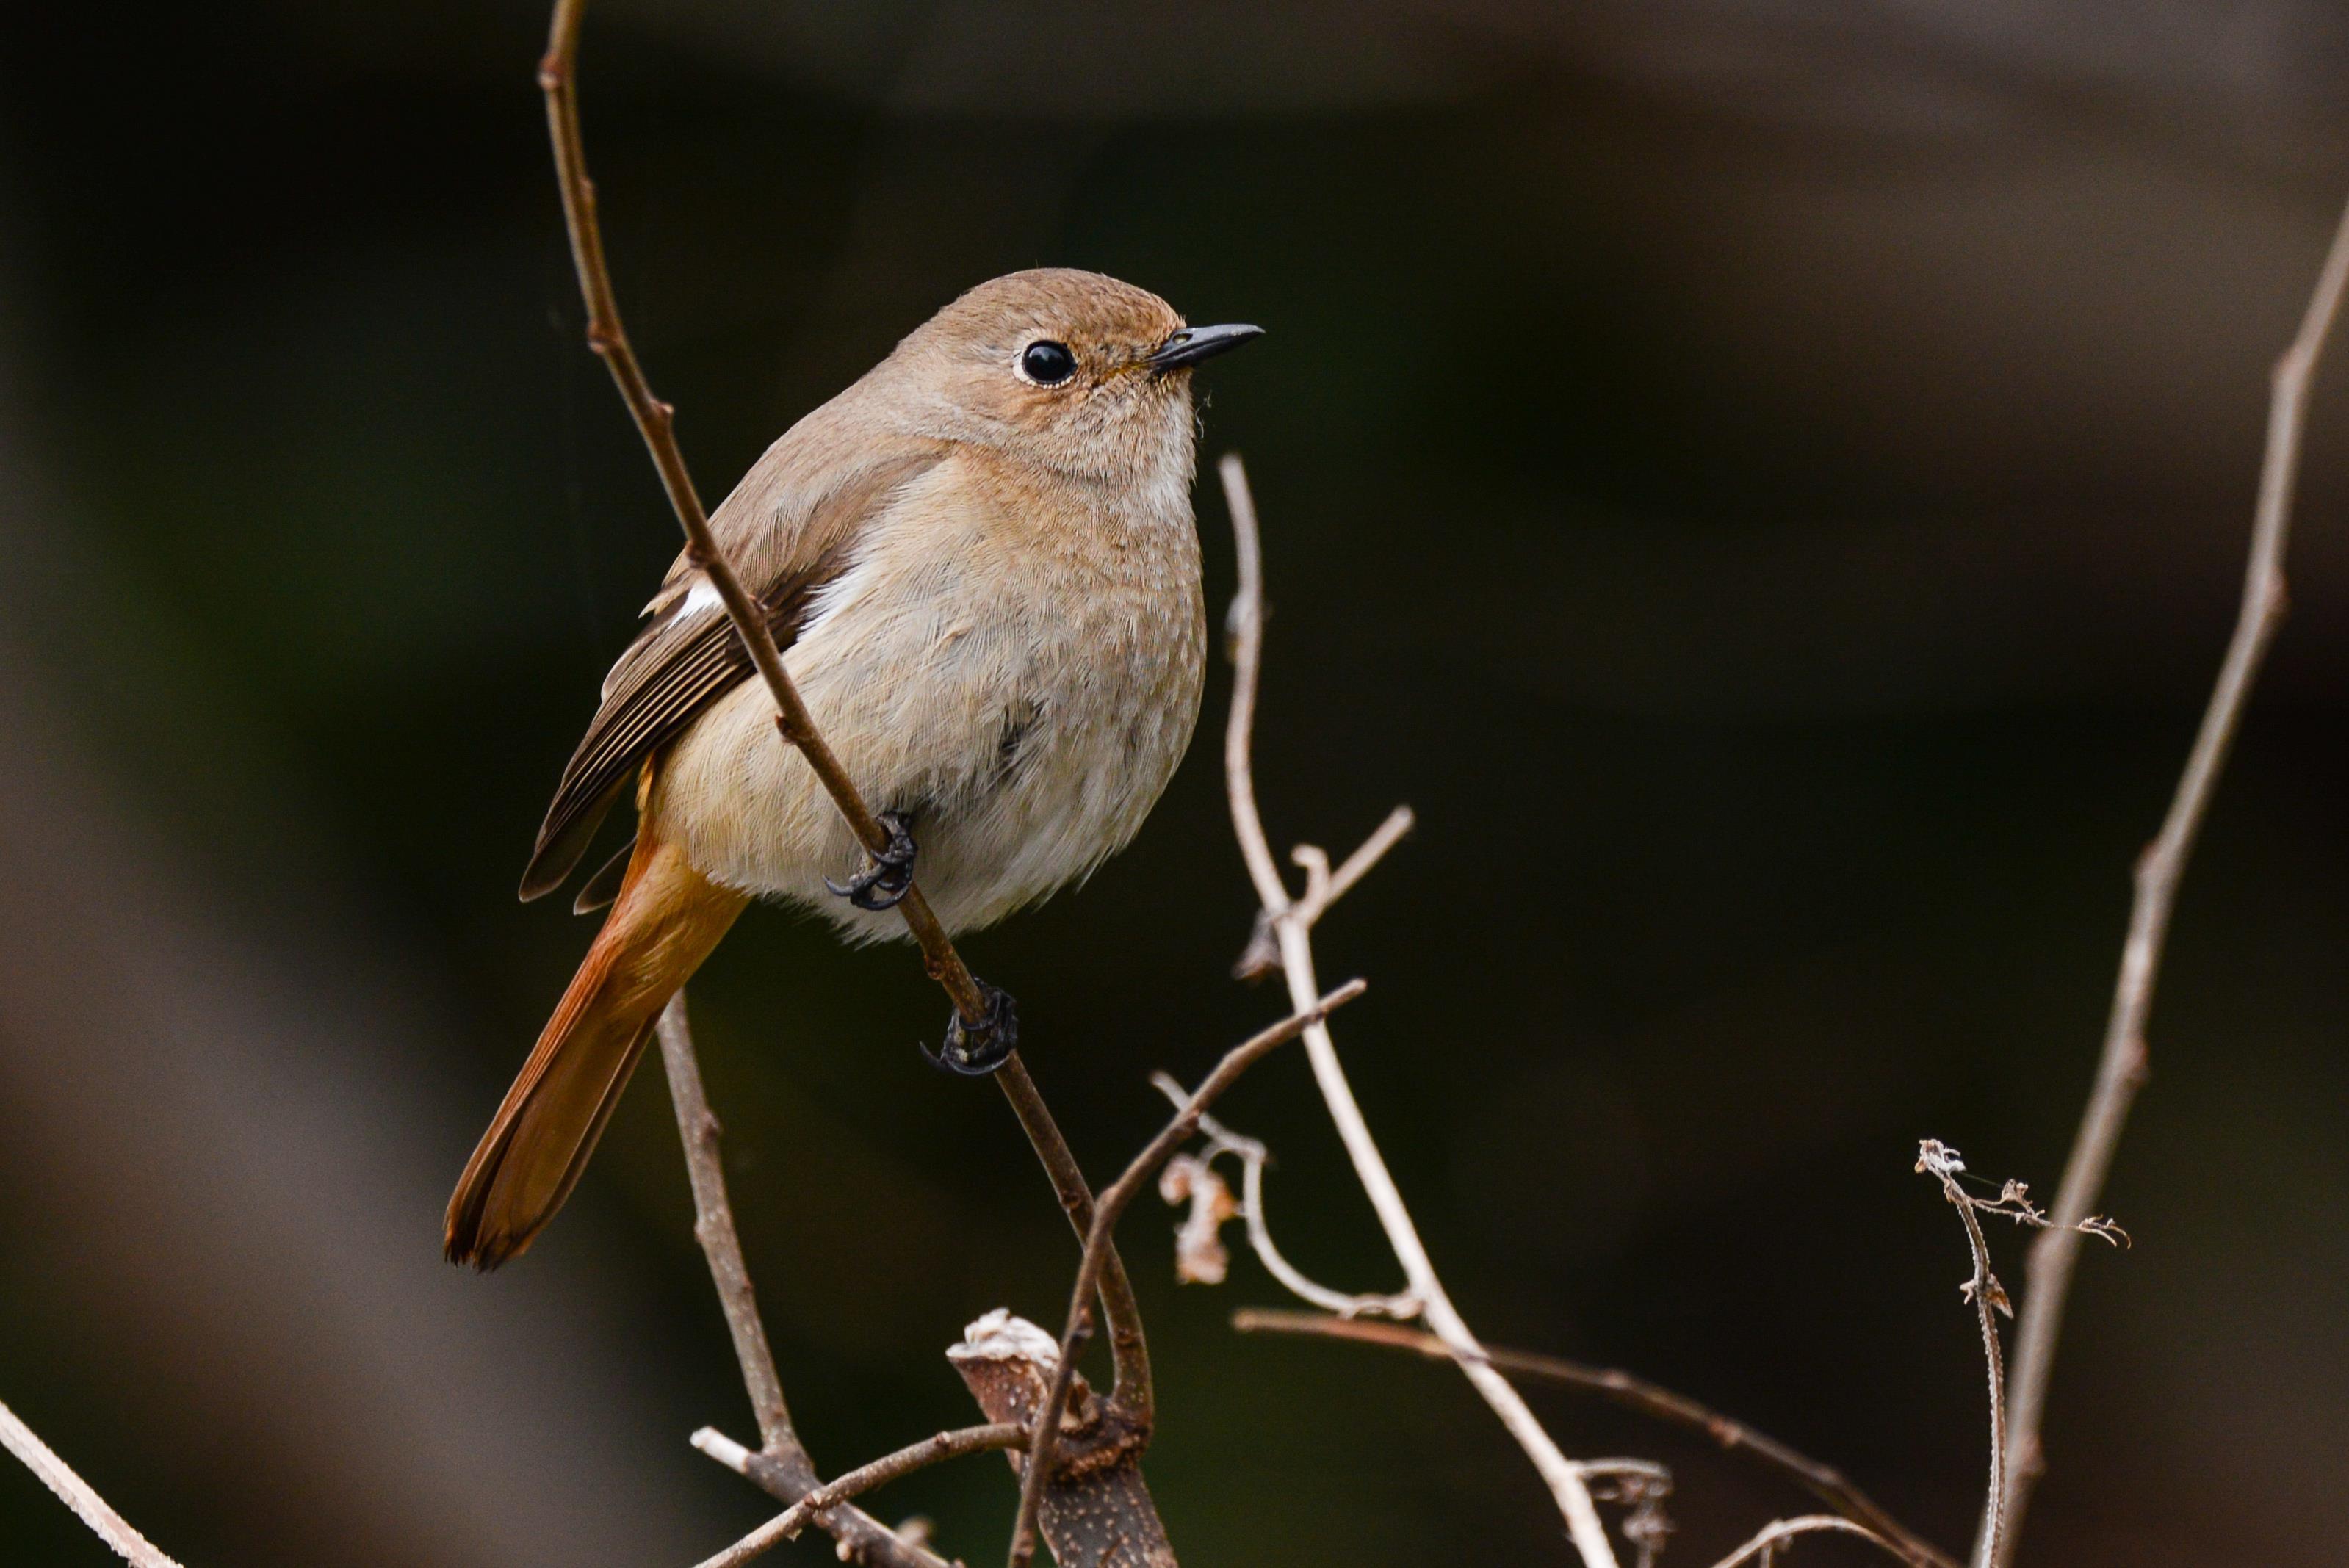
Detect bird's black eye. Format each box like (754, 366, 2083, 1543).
(1018, 339, 1077, 386)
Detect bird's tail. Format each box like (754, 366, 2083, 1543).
(445, 823, 748, 1269)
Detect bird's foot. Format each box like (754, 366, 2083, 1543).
(825, 812, 917, 911)
(926, 982, 1019, 1076)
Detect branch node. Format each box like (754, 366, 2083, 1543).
(948, 1312, 1168, 1568)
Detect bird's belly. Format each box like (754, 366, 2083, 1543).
(652, 554, 1203, 942)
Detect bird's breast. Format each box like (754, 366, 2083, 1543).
(655, 453, 1205, 939)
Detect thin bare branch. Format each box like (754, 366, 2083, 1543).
(1151, 1086, 1419, 1319)
(1239, 811, 1418, 980)
(1, 1398, 185, 1568)
(1230, 1309, 1959, 1568)
(1709, 1515, 1910, 1568)
(1993, 190, 2349, 1565)
(539, 0, 903, 931)
(657, 997, 794, 1455)
(1217, 452, 1621, 1568)
(1008, 983, 1367, 1568)
(693, 1428, 965, 1568)
(992, 1058, 1153, 1421)
(694, 1425, 1026, 1568)
(1312, 806, 1416, 917)
(688, 1427, 761, 1475)
(1916, 1144, 2010, 1568)
(660, 996, 949, 1568)
(537, 0, 1149, 1423)
(1219, 454, 1286, 911)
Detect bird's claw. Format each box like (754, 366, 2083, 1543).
(925, 982, 1019, 1076)
(826, 812, 917, 911)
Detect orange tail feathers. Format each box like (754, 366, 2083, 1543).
(445, 829, 748, 1268)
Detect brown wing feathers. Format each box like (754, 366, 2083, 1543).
(517, 447, 944, 903)
(571, 837, 634, 914)
(454, 439, 948, 1265)
(517, 561, 842, 901)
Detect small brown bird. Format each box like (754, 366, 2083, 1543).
(445, 269, 1259, 1268)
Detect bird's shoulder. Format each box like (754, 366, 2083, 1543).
(519, 401, 951, 903)
(635, 389, 951, 620)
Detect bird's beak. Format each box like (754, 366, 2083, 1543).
(1147, 322, 1263, 373)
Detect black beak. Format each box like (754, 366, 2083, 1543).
(1147, 322, 1263, 373)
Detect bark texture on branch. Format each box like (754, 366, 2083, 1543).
(950, 1313, 1174, 1568)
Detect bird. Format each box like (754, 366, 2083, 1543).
(444, 268, 1261, 1268)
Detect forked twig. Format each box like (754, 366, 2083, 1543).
(1218, 452, 1622, 1568)
(696, 1424, 1027, 1568)
(1993, 191, 2349, 1564)
(1, 1399, 186, 1568)
(1230, 1310, 1958, 1568)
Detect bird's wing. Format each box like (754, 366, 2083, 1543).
(518, 441, 945, 901)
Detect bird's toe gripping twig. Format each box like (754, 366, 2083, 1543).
(928, 982, 1020, 1077)
(825, 811, 918, 911)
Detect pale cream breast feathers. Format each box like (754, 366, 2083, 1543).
(650, 425, 1205, 941)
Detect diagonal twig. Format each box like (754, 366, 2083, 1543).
(658, 996, 950, 1568)
(656, 998, 795, 1455)
(535, 0, 1150, 1424)
(695, 1423, 1027, 1568)
(1991, 189, 2349, 1565)
(1, 1399, 185, 1568)
(1308, 809, 1416, 919)
(1230, 1309, 1958, 1568)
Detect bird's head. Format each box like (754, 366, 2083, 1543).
(884, 268, 1260, 483)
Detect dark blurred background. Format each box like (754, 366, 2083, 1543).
(3, 3, 2346, 1564)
